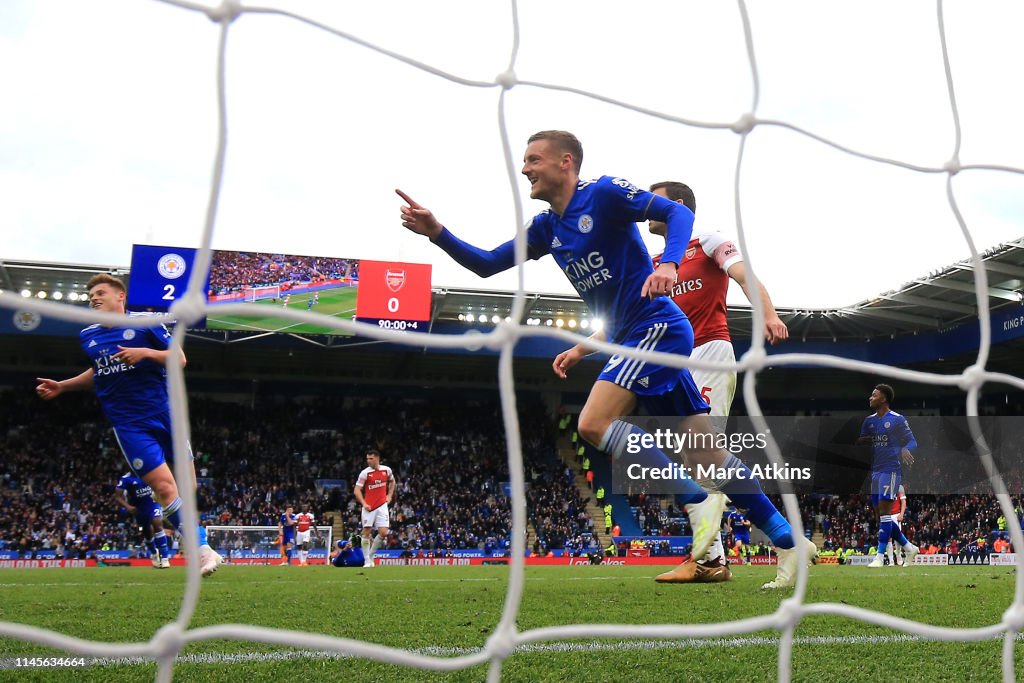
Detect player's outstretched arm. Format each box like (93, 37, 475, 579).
(396, 189, 443, 240)
(35, 369, 94, 400)
(727, 261, 789, 345)
(397, 188, 520, 278)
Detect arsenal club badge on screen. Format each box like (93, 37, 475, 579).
(355, 260, 432, 330)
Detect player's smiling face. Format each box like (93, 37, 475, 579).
(88, 283, 126, 314)
(521, 139, 566, 203)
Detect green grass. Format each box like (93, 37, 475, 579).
(205, 286, 359, 335)
(0, 563, 1021, 682)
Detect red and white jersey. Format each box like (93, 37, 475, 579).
(296, 512, 315, 533)
(892, 485, 906, 516)
(653, 229, 742, 347)
(357, 465, 393, 511)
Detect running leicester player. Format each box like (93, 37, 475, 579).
(397, 130, 816, 588)
(35, 274, 222, 576)
(114, 472, 170, 568)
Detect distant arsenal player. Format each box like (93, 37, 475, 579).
(295, 504, 316, 566)
(354, 448, 395, 568)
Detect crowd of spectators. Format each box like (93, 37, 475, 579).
(527, 461, 594, 556)
(626, 493, 687, 537)
(0, 390, 586, 559)
(208, 251, 358, 295)
(4, 387, 1024, 561)
(813, 491, 1019, 558)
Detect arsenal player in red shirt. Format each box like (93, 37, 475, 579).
(354, 449, 396, 568)
(649, 180, 789, 585)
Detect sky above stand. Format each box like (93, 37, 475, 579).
(2, 0, 1023, 308)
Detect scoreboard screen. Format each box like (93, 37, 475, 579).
(127, 245, 431, 335)
(355, 260, 433, 331)
(126, 245, 207, 313)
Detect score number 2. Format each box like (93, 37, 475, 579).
(163, 284, 176, 301)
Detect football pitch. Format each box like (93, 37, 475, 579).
(205, 286, 359, 335)
(0, 564, 1020, 682)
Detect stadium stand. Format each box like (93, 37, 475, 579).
(0, 391, 602, 559)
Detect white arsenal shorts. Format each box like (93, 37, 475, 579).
(690, 339, 737, 417)
(361, 505, 390, 530)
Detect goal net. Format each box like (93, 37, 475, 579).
(205, 526, 333, 565)
(2, 1, 1023, 682)
(243, 285, 281, 303)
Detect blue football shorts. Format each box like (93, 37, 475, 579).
(870, 470, 901, 507)
(112, 412, 193, 477)
(597, 319, 709, 417)
(133, 499, 163, 527)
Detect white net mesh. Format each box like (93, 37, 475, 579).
(2, 1, 1024, 681)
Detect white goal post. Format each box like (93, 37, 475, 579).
(243, 285, 281, 303)
(205, 525, 333, 565)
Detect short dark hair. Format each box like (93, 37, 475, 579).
(87, 273, 126, 293)
(875, 383, 894, 405)
(366, 448, 381, 458)
(527, 130, 583, 174)
(649, 181, 696, 214)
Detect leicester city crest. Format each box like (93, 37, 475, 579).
(578, 214, 594, 234)
(157, 253, 187, 280)
(13, 310, 41, 332)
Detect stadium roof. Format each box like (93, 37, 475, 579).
(3, 236, 1024, 344)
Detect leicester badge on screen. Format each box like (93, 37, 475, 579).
(355, 260, 432, 328)
(127, 244, 207, 313)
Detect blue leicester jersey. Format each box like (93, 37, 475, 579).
(523, 176, 695, 343)
(333, 541, 365, 567)
(116, 473, 156, 507)
(729, 511, 750, 535)
(860, 411, 917, 473)
(80, 313, 172, 425)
